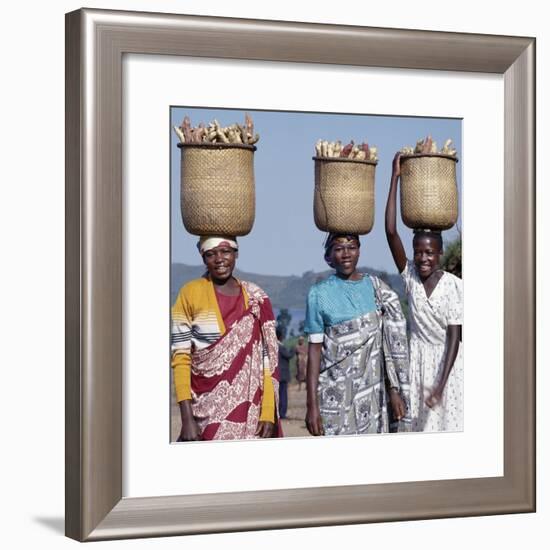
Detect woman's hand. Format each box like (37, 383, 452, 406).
(391, 152, 402, 179)
(305, 404, 325, 436)
(425, 387, 444, 409)
(425, 325, 460, 409)
(255, 421, 275, 438)
(389, 388, 406, 421)
(306, 342, 324, 436)
(178, 415, 201, 441)
(177, 400, 201, 441)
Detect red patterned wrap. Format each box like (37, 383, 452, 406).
(190, 282, 281, 440)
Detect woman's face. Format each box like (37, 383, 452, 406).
(413, 236, 442, 280)
(329, 239, 360, 277)
(203, 245, 237, 282)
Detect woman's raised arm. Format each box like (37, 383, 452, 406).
(385, 152, 407, 273)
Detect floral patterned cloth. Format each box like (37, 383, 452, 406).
(190, 282, 281, 440)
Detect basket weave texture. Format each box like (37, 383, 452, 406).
(179, 143, 256, 236)
(400, 154, 458, 230)
(313, 157, 376, 235)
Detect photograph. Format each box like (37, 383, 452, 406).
(170, 107, 463, 443)
(2, 0, 544, 546)
(59, 5, 536, 542)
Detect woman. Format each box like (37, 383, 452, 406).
(385, 152, 463, 432)
(304, 234, 410, 436)
(171, 236, 281, 441)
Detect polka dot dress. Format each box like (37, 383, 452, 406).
(401, 261, 464, 432)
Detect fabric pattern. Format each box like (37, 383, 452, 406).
(171, 278, 236, 371)
(401, 260, 463, 432)
(171, 278, 279, 436)
(188, 281, 281, 440)
(307, 274, 410, 435)
(304, 274, 376, 343)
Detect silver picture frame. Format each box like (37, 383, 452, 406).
(65, 8, 535, 541)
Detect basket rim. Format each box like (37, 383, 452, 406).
(312, 156, 377, 166)
(400, 153, 459, 162)
(177, 142, 257, 151)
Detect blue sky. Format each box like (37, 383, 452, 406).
(170, 107, 462, 276)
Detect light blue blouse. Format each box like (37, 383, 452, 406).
(304, 274, 377, 342)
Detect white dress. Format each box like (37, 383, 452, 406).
(401, 261, 463, 432)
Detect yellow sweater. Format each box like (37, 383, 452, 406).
(171, 277, 275, 422)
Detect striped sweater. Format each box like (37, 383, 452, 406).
(171, 277, 275, 422)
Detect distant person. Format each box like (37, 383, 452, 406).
(276, 327, 295, 419)
(171, 236, 282, 441)
(304, 233, 410, 436)
(294, 335, 308, 391)
(385, 152, 463, 432)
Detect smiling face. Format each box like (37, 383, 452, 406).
(328, 237, 360, 278)
(202, 245, 237, 283)
(413, 235, 442, 280)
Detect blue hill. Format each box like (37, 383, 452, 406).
(170, 263, 405, 311)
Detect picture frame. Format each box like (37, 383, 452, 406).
(65, 8, 535, 541)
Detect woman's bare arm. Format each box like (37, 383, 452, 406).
(305, 342, 324, 436)
(385, 152, 408, 273)
(178, 400, 200, 441)
(425, 325, 461, 408)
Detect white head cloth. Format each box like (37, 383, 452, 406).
(197, 236, 239, 255)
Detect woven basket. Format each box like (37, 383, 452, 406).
(313, 157, 376, 235)
(400, 153, 459, 230)
(178, 143, 256, 236)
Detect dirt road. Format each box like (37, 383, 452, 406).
(280, 382, 310, 438)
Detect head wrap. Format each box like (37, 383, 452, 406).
(197, 236, 239, 255)
(324, 233, 359, 253)
(323, 233, 360, 266)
